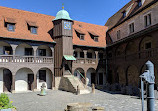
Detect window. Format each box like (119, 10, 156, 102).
(25, 48, 33, 56)
(123, 11, 126, 18)
(80, 52, 84, 58)
(129, 23, 134, 33)
(38, 49, 46, 56)
(73, 51, 77, 58)
(3, 46, 12, 55)
(99, 53, 103, 59)
(145, 42, 151, 49)
(138, 0, 142, 7)
(94, 37, 98, 42)
(117, 30, 121, 39)
(144, 13, 151, 27)
(31, 27, 37, 34)
(87, 52, 92, 58)
(39, 70, 46, 82)
(80, 35, 84, 40)
(7, 24, 15, 32)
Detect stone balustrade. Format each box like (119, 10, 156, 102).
(73, 58, 97, 64)
(0, 55, 53, 63)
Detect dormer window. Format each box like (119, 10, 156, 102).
(123, 11, 126, 18)
(4, 17, 16, 32)
(138, 0, 142, 7)
(27, 21, 38, 34)
(7, 24, 15, 32)
(88, 31, 99, 42)
(31, 27, 37, 34)
(80, 35, 85, 40)
(75, 29, 85, 40)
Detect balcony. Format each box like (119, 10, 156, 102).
(0, 55, 53, 64)
(73, 58, 97, 64)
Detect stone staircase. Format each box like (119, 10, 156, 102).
(59, 74, 90, 94)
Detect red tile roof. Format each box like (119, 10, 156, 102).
(0, 6, 107, 47)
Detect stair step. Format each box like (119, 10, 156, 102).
(80, 89, 90, 94)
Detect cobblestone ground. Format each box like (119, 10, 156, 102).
(8, 89, 158, 111)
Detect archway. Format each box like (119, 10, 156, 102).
(15, 43, 34, 56)
(125, 41, 137, 55)
(37, 68, 53, 90)
(36, 45, 52, 57)
(86, 68, 96, 85)
(0, 68, 12, 92)
(97, 68, 105, 85)
(15, 68, 34, 92)
(116, 67, 126, 85)
(74, 68, 85, 83)
(0, 41, 13, 55)
(126, 65, 139, 87)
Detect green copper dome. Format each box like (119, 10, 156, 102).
(53, 9, 72, 21)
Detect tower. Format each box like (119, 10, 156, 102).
(52, 7, 75, 77)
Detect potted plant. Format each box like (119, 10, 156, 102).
(0, 93, 16, 111)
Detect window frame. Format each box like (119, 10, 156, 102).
(38, 49, 46, 56)
(94, 37, 98, 42)
(144, 13, 152, 27)
(117, 30, 121, 40)
(129, 22, 135, 33)
(30, 27, 38, 34)
(80, 34, 84, 40)
(7, 23, 15, 32)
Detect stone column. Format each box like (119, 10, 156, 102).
(33, 74, 37, 91)
(10, 44, 18, 62)
(11, 74, 15, 93)
(32, 46, 38, 63)
(83, 50, 87, 63)
(95, 51, 99, 64)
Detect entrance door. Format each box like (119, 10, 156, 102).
(99, 73, 103, 85)
(91, 73, 96, 84)
(3, 69, 12, 92)
(28, 74, 34, 91)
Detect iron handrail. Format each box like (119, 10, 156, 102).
(77, 70, 86, 81)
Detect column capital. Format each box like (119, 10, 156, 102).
(83, 50, 87, 54)
(95, 51, 99, 55)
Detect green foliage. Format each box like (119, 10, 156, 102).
(0, 93, 16, 109)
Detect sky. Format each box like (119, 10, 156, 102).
(0, 0, 131, 26)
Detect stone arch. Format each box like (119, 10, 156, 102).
(115, 45, 124, 56)
(116, 67, 126, 85)
(15, 43, 34, 56)
(36, 45, 52, 57)
(37, 67, 53, 90)
(0, 68, 12, 93)
(73, 48, 83, 58)
(15, 67, 34, 92)
(126, 65, 139, 87)
(86, 68, 96, 85)
(0, 41, 13, 55)
(125, 41, 138, 55)
(139, 36, 154, 51)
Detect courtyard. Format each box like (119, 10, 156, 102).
(8, 89, 158, 111)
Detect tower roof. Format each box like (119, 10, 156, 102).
(53, 9, 72, 21)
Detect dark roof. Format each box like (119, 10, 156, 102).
(105, 0, 157, 30)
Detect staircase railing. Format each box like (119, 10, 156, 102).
(67, 70, 78, 85)
(77, 70, 87, 85)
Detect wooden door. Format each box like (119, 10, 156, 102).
(28, 74, 34, 91)
(3, 69, 12, 92)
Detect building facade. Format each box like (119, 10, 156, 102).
(0, 6, 107, 93)
(105, 0, 158, 94)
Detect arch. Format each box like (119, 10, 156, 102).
(98, 50, 104, 60)
(126, 65, 139, 87)
(0, 41, 13, 55)
(125, 41, 138, 55)
(86, 68, 96, 85)
(74, 67, 85, 79)
(15, 43, 34, 56)
(87, 49, 96, 59)
(139, 36, 154, 51)
(37, 67, 53, 90)
(15, 67, 34, 92)
(97, 68, 105, 85)
(115, 45, 124, 56)
(0, 68, 12, 93)
(116, 67, 126, 85)
(36, 45, 52, 57)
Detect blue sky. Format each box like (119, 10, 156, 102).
(0, 0, 131, 26)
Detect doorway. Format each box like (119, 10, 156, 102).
(3, 69, 12, 92)
(28, 74, 34, 91)
(91, 73, 96, 84)
(99, 73, 103, 85)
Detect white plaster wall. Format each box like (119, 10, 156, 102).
(37, 69, 52, 90)
(37, 45, 52, 56)
(15, 43, 33, 56)
(15, 68, 33, 92)
(0, 69, 3, 93)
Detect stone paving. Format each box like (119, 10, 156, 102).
(8, 89, 158, 111)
